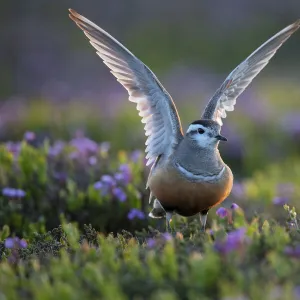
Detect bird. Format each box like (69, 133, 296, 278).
(69, 9, 300, 231)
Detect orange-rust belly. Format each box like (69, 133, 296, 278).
(148, 165, 233, 217)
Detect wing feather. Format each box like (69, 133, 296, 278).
(202, 20, 300, 125)
(69, 9, 183, 165)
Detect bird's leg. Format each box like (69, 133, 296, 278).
(199, 210, 209, 232)
(166, 212, 173, 233)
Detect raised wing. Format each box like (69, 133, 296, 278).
(202, 20, 300, 125)
(69, 9, 183, 165)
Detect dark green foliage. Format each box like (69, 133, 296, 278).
(0, 214, 300, 300)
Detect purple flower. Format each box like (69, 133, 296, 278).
(273, 196, 289, 206)
(112, 187, 127, 202)
(115, 164, 131, 185)
(15, 189, 26, 198)
(23, 131, 35, 142)
(4, 238, 15, 249)
(70, 137, 98, 155)
(114, 173, 124, 182)
(5, 237, 27, 249)
(5, 142, 21, 158)
(284, 246, 300, 258)
(127, 208, 145, 220)
(162, 232, 172, 241)
(94, 175, 116, 196)
(93, 181, 109, 196)
(48, 141, 65, 157)
(216, 207, 228, 218)
(147, 238, 156, 248)
(94, 181, 103, 190)
(2, 188, 16, 197)
(2, 188, 26, 198)
(215, 228, 248, 254)
(130, 150, 143, 163)
(19, 239, 28, 248)
(88, 156, 97, 166)
(226, 228, 247, 247)
(230, 203, 239, 210)
(101, 175, 116, 187)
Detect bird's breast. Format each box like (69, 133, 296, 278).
(148, 162, 233, 216)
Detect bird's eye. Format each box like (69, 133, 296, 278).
(198, 128, 205, 134)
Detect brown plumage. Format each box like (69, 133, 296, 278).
(148, 162, 233, 217)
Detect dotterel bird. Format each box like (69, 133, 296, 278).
(69, 9, 300, 231)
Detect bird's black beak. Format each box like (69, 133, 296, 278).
(215, 135, 227, 142)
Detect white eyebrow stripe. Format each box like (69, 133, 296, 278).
(186, 124, 206, 133)
(175, 163, 225, 182)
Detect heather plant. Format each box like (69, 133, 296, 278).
(1, 89, 300, 298)
(0, 137, 148, 235)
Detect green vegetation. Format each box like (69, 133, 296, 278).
(1, 80, 300, 299)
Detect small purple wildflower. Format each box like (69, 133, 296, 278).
(101, 175, 116, 187)
(115, 164, 131, 185)
(130, 150, 143, 163)
(230, 203, 239, 210)
(4, 238, 15, 249)
(5, 237, 27, 249)
(23, 131, 36, 142)
(147, 238, 156, 248)
(114, 173, 124, 182)
(48, 141, 65, 157)
(94, 181, 103, 190)
(70, 136, 98, 155)
(5, 142, 21, 158)
(119, 164, 131, 175)
(215, 228, 248, 254)
(216, 207, 228, 218)
(94, 175, 116, 196)
(273, 196, 289, 206)
(2, 188, 26, 198)
(162, 232, 172, 241)
(127, 208, 145, 220)
(15, 189, 26, 198)
(2, 188, 16, 197)
(19, 239, 28, 248)
(88, 156, 98, 166)
(112, 187, 127, 202)
(284, 245, 300, 258)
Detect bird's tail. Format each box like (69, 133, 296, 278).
(148, 199, 166, 219)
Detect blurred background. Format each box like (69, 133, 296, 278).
(1, 1, 300, 166)
(1, 0, 300, 233)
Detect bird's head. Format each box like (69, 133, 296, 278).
(185, 119, 227, 149)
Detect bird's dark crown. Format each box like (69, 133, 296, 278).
(190, 119, 220, 129)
